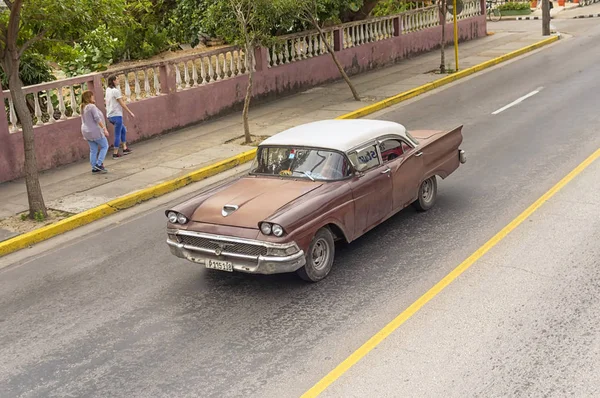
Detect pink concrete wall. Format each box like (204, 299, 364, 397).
(0, 15, 486, 183)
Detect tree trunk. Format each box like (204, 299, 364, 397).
(440, 1, 447, 73)
(242, 45, 253, 145)
(315, 22, 361, 101)
(3, 54, 47, 219)
(542, 0, 550, 36)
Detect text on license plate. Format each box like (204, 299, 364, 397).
(207, 259, 233, 272)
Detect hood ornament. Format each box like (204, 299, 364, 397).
(222, 204, 239, 217)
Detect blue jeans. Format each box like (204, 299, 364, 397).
(87, 136, 109, 168)
(108, 116, 127, 148)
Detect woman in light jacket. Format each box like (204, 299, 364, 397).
(80, 90, 109, 173)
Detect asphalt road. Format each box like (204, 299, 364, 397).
(1, 21, 600, 398)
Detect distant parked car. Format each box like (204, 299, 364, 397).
(166, 119, 466, 282)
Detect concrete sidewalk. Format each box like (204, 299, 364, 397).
(559, 1, 600, 17)
(0, 24, 552, 240)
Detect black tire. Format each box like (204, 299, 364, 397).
(297, 227, 335, 282)
(412, 176, 438, 212)
(488, 8, 501, 22)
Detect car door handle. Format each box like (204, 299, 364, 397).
(415, 151, 423, 157)
(381, 167, 391, 175)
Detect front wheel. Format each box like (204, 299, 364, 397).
(412, 176, 438, 212)
(488, 8, 501, 22)
(297, 227, 335, 282)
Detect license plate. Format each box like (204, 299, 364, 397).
(206, 259, 233, 272)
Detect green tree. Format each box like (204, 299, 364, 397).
(292, 0, 364, 101)
(204, 0, 293, 144)
(0, 0, 123, 218)
(340, 0, 382, 21)
(0, 52, 54, 87)
(118, 0, 171, 61)
(372, 0, 411, 16)
(166, 0, 210, 46)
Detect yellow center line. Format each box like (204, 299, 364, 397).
(301, 147, 600, 398)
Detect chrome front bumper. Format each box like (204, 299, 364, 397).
(166, 229, 306, 275)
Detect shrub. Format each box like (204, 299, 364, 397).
(0, 52, 55, 87)
(62, 26, 119, 76)
(498, 1, 531, 11)
(372, 0, 413, 16)
(166, 0, 210, 46)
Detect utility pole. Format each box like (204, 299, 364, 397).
(542, 0, 550, 36)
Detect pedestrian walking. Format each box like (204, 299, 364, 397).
(105, 75, 135, 159)
(80, 90, 109, 174)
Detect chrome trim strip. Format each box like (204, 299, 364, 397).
(166, 239, 307, 275)
(181, 243, 259, 260)
(168, 228, 299, 250)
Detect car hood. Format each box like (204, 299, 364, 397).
(191, 177, 323, 229)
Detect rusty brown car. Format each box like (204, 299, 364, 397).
(166, 119, 466, 282)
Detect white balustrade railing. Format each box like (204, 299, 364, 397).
(172, 48, 247, 90)
(402, 6, 440, 33)
(458, 0, 483, 19)
(446, 1, 482, 23)
(342, 16, 396, 49)
(107, 66, 162, 102)
(3, 78, 89, 132)
(268, 31, 334, 68)
(2, 4, 487, 133)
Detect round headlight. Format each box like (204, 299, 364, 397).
(272, 224, 284, 237)
(177, 214, 188, 224)
(260, 222, 272, 235)
(167, 211, 178, 224)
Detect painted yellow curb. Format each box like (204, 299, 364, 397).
(0, 35, 560, 258)
(336, 35, 559, 120)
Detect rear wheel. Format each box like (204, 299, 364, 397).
(297, 227, 335, 282)
(413, 176, 438, 212)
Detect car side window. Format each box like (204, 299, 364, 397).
(349, 144, 380, 171)
(379, 139, 405, 163)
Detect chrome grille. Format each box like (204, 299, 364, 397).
(178, 235, 267, 257)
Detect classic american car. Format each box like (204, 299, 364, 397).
(166, 119, 466, 282)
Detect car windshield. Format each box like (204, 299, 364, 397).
(250, 146, 351, 181)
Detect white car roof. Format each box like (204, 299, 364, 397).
(259, 120, 408, 153)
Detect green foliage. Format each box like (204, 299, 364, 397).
(62, 26, 119, 76)
(372, 0, 414, 16)
(0, 52, 55, 88)
(203, 0, 295, 48)
(0, 0, 127, 77)
(166, 0, 210, 46)
(0, 0, 388, 82)
(34, 211, 46, 222)
(1, 0, 170, 79)
(289, 0, 366, 26)
(498, 1, 531, 10)
(18, 0, 127, 46)
(20, 213, 28, 221)
(117, 0, 171, 60)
